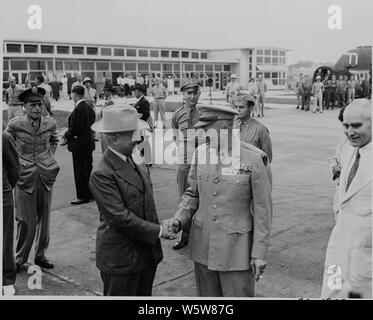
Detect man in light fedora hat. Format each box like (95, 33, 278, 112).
(89, 104, 176, 296)
(166, 103, 273, 297)
(225, 74, 240, 109)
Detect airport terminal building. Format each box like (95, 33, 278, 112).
(2, 40, 289, 91)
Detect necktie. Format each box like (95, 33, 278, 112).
(346, 149, 360, 192)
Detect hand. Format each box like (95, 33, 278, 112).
(166, 218, 181, 235)
(250, 258, 267, 281)
(160, 220, 178, 240)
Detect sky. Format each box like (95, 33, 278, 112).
(0, 0, 372, 65)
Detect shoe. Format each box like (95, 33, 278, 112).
(70, 199, 90, 205)
(173, 241, 188, 250)
(296, 106, 299, 109)
(3, 285, 16, 296)
(34, 258, 54, 269)
(145, 163, 152, 167)
(257, 114, 261, 117)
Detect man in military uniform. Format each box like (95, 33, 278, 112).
(171, 80, 201, 250)
(328, 74, 337, 110)
(295, 73, 304, 110)
(256, 74, 267, 117)
(5, 76, 24, 120)
(5, 86, 60, 271)
(323, 75, 331, 110)
(36, 75, 53, 116)
(233, 93, 273, 162)
(166, 104, 273, 297)
(336, 75, 346, 109)
(225, 74, 240, 109)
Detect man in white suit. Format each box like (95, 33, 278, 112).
(321, 98, 372, 299)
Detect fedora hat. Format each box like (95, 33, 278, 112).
(194, 104, 238, 128)
(230, 74, 237, 79)
(91, 103, 148, 133)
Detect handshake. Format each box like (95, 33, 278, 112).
(160, 218, 182, 240)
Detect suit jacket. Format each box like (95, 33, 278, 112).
(133, 96, 151, 121)
(5, 115, 60, 193)
(65, 100, 96, 153)
(2, 131, 20, 193)
(89, 148, 163, 275)
(321, 142, 372, 298)
(175, 141, 272, 271)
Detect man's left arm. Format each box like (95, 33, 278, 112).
(250, 157, 273, 261)
(49, 120, 59, 154)
(259, 127, 273, 163)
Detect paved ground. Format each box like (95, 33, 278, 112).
(8, 99, 343, 298)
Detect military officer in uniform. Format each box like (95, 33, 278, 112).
(225, 74, 240, 109)
(233, 93, 273, 162)
(256, 75, 267, 117)
(166, 104, 273, 297)
(171, 80, 202, 250)
(5, 86, 60, 271)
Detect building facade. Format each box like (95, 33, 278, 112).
(2, 40, 288, 92)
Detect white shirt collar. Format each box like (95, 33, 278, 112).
(109, 147, 127, 162)
(76, 99, 85, 106)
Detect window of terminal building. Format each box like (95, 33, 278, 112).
(161, 50, 169, 58)
(163, 63, 172, 72)
(279, 57, 285, 64)
(264, 72, 270, 78)
(87, 47, 98, 55)
(56, 60, 63, 70)
(65, 61, 79, 70)
(24, 44, 38, 53)
(125, 62, 136, 71)
(171, 51, 180, 58)
(264, 57, 271, 64)
(96, 62, 109, 71)
(3, 72, 9, 81)
(101, 48, 112, 56)
(205, 64, 213, 72)
(185, 64, 194, 72)
(29, 60, 46, 70)
(214, 65, 222, 72)
(41, 45, 54, 54)
(114, 48, 124, 56)
(224, 65, 231, 72)
(150, 63, 161, 71)
(272, 50, 278, 56)
(127, 49, 137, 57)
(272, 72, 278, 78)
(111, 62, 123, 70)
(272, 57, 278, 64)
(173, 63, 180, 71)
(256, 49, 263, 55)
(57, 46, 70, 54)
(138, 63, 149, 72)
(3, 60, 9, 70)
(139, 49, 148, 57)
(10, 60, 27, 70)
(47, 61, 53, 70)
(72, 46, 84, 54)
(150, 50, 159, 57)
(7, 44, 22, 53)
(200, 52, 207, 59)
(191, 52, 199, 59)
(81, 61, 94, 70)
(195, 64, 203, 71)
(264, 49, 271, 55)
(280, 51, 285, 56)
(182, 51, 189, 58)
(257, 56, 263, 64)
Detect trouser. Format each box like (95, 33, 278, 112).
(176, 164, 191, 243)
(72, 150, 93, 200)
(258, 93, 265, 115)
(228, 95, 236, 109)
(302, 94, 311, 110)
(336, 91, 345, 108)
(194, 262, 255, 297)
(313, 92, 323, 112)
(15, 176, 52, 265)
(296, 90, 302, 107)
(153, 98, 166, 123)
(347, 88, 355, 104)
(138, 133, 152, 164)
(328, 90, 336, 109)
(100, 265, 157, 296)
(323, 90, 329, 108)
(3, 191, 16, 286)
(7, 105, 24, 121)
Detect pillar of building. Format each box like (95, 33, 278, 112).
(239, 49, 249, 89)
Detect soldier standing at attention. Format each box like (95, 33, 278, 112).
(328, 74, 338, 110)
(295, 73, 303, 110)
(336, 75, 346, 108)
(312, 76, 324, 113)
(323, 75, 331, 110)
(256, 74, 267, 117)
(233, 94, 273, 162)
(5, 86, 60, 271)
(171, 80, 201, 250)
(225, 74, 240, 109)
(166, 104, 273, 297)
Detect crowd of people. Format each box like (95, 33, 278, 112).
(1, 72, 371, 299)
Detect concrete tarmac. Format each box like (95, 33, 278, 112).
(11, 106, 342, 298)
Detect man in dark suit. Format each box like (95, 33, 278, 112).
(89, 103, 175, 296)
(64, 85, 96, 205)
(2, 131, 20, 295)
(133, 84, 152, 166)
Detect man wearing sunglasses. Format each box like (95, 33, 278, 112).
(171, 80, 202, 250)
(5, 85, 60, 272)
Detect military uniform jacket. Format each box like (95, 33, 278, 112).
(5, 115, 60, 193)
(175, 141, 273, 271)
(89, 149, 163, 275)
